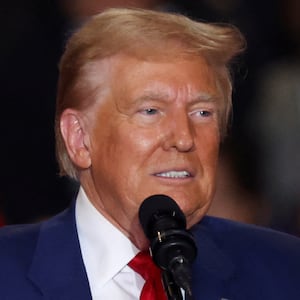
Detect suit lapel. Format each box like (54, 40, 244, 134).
(28, 202, 92, 299)
(26, 205, 236, 299)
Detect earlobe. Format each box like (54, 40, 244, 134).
(60, 109, 91, 169)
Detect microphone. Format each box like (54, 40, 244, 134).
(139, 194, 197, 297)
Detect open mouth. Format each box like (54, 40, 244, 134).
(154, 170, 191, 178)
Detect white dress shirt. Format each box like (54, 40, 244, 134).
(75, 187, 145, 299)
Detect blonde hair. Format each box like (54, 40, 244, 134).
(55, 7, 245, 179)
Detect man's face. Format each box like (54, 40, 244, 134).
(80, 54, 221, 243)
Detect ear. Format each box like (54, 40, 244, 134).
(60, 109, 91, 169)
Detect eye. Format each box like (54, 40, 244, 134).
(191, 109, 213, 118)
(198, 110, 212, 117)
(140, 108, 159, 115)
(134, 107, 162, 125)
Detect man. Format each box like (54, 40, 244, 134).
(1, 8, 300, 300)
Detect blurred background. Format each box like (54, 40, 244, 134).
(0, 0, 299, 235)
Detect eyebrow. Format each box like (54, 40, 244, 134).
(133, 92, 169, 104)
(133, 91, 220, 105)
(191, 92, 219, 101)
(189, 92, 221, 106)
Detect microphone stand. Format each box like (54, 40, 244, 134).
(162, 269, 195, 300)
(162, 270, 183, 300)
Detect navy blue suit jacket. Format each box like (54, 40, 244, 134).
(1, 202, 300, 299)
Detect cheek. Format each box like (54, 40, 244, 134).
(195, 127, 220, 161)
(121, 126, 162, 156)
(91, 125, 159, 177)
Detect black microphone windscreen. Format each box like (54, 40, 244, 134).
(139, 194, 197, 296)
(139, 194, 186, 238)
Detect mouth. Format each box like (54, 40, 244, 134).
(154, 170, 192, 178)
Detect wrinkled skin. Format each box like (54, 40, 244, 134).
(61, 54, 222, 249)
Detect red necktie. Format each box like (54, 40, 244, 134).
(128, 251, 168, 300)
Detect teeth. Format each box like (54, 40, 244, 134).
(156, 171, 190, 178)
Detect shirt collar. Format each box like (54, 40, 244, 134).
(75, 187, 140, 291)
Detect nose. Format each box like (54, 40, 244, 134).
(162, 112, 195, 152)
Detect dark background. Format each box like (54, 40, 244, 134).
(1, 0, 299, 234)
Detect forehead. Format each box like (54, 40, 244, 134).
(89, 53, 218, 93)
(117, 54, 220, 105)
(79, 52, 222, 113)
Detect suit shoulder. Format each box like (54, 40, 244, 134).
(0, 222, 41, 261)
(193, 216, 300, 260)
(0, 207, 72, 258)
(190, 217, 300, 298)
